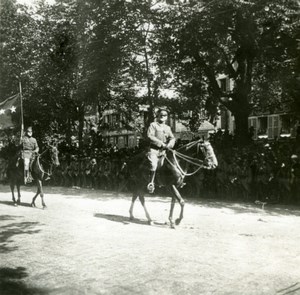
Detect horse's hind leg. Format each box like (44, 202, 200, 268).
(129, 195, 138, 220)
(129, 194, 153, 225)
(10, 183, 17, 206)
(171, 185, 185, 226)
(138, 195, 153, 225)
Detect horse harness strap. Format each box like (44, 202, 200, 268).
(37, 148, 54, 177)
(166, 150, 204, 177)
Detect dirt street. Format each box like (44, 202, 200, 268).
(1, 184, 300, 295)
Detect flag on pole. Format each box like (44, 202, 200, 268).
(0, 93, 21, 130)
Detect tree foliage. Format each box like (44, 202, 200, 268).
(155, 0, 299, 143)
(0, 0, 299, 147)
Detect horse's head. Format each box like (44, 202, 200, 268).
(199, 141, 218, 169)
(177, 139, 218, 170)
(48, 145, 60, 167)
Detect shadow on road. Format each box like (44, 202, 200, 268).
(94, 213, 167, 227)
(277, 282, 300, 295)
(0, 215, 23, 221)
(0, 200, 35, 208)
(0, 267, 48, 295)
(188, 199, 300, 217)
(0, 221, 42, 253)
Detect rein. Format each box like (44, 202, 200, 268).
(165, 140, 206, 177)
(37, 157, 52, 177)
(36, 146, 55, 177)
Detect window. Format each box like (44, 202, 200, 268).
(109, 137, 115, 145)
(248, 117, 258, 139)
(219, 77, 230, 92)
(258, 117, 268, 135)
(118, 136, 125, 148)
(280, 115, 291, 135)
(128, 135, 135, 148)
(219, 78, 227, 92)
(268, 115, 279, 139)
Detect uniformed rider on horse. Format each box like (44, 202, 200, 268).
(22, 126, 39, 184)
(147, 108, 175, 193)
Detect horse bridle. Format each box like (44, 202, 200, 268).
(165, 139, 209, 177)
(37, 145, 58, 177)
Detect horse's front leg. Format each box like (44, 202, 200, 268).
(171, 184, 185, 226)
(169, 195, 176, 229)
(16, 184, 21, 205)
(32, 180, 46, 209)
(138, 195, 153, 225)
(10, 183, 17, 206)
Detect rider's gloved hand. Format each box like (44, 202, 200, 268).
(162, 143, 171, 150)
(161, 143, 168, 150)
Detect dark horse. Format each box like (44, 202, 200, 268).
(124, 139, 218, 228)
(7, 145, 60, 208)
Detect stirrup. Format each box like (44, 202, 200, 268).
(147, 182, 155, 194)
(179, 182, 186, 188)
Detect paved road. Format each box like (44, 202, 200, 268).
(1, 184, 300, 295)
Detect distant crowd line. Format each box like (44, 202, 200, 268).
(0, 132, 299, 205)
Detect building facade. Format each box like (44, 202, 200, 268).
(216, 74, 298, 140)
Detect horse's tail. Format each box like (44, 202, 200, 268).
(7, 155, 24, 182)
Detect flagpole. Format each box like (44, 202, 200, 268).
(19, 80, 24, 143)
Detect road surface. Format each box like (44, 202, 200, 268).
(1, 184, 300, 295)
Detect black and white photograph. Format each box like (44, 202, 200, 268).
(0, 0, 300, 294)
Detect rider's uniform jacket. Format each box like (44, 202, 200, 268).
(22, 135, 39, 159)
(147, 121, 175, 150)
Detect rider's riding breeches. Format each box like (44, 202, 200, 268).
(147, 148, 166, 171)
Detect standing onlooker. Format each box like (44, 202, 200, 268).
(290, 154, 300, 204)
(89, 158, 98, 189)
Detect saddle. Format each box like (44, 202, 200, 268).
(16, 151, 37, 175)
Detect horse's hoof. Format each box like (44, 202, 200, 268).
(42, 205, 47, 210)
(13, 202, 18, 207)
(175, 218, 181, 225)
(170, 224, 176, 229)
(129, 216, 134, 221)
(31, 203, 36, 208)
(148, 220, 154, 226)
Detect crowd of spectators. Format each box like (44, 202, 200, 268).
(183, 134, 300, 205)
(0, 130, 299, 205)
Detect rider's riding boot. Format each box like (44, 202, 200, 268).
(24, 170, 29, 184)
(16, 157, 20, 167)
(147, 171, 156, 194)
(25, 170, 33, 184)
(27, 171, 33, 183)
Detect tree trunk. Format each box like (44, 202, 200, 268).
(66, 118, 72, 146)
(144, 46, 154, 130)
(232, 108, 250, 146)
(78, 103, 85, 150)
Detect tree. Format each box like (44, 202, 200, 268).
(0, 0, 35, 98)
(155, 0, 299, 144)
